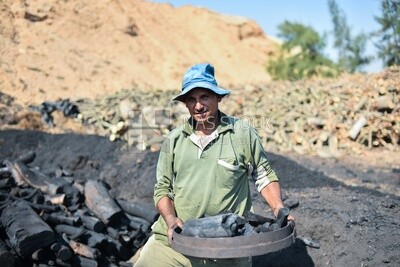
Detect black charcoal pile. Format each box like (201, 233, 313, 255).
(0, 151, 158, 267)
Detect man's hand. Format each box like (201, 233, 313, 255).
(156, 196, 184, 244)
(166, 216, 184, 245)
(272, 205, 295, 224)
(261, 181, 296, 226)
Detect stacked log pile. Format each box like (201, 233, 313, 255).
(75, 67, 399, 158)
(0, 152, 158, 267)
(77, 89, 185, 151)
(225, 67, 399, 157)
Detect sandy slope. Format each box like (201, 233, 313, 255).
(0, 0, 277, 105)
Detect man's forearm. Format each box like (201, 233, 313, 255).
(156, 196, 184, 244)
(260, 181, 285, 217)
(157, 196, 177, 226)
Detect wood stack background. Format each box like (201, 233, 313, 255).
(74, 66, 399, 158)
(1, 66, 398, 158)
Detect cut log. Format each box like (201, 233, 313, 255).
(84, 180, 123, 226)
(54, 225, 85, 240)
(125, 213, 151, 232)
(77, 210, 106, 233)
(4, 160, 69, 194)
(1, 200, 55, 257)
(116, 198, 159, 223)
(54, 225, 106, 248)
(55, 224, 131, 260)
(42, 212, 81, 227)
(50, 241, 72, 261)
(349, 116, 367, 140)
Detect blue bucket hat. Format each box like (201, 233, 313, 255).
(172, 63, 230, 102)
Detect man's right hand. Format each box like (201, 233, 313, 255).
(156, 196, 184, 244)
(166, 216, 184, 245)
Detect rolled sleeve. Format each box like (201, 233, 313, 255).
(253, 164, 278, 192)
(249, 128, 279, 192)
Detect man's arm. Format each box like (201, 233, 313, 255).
(245, 125, 295, 223)
(260, 181, 284, 217)
(154, 136, 184, 243)
(156, 196, 184, 244)
(261, 181, 295, 222)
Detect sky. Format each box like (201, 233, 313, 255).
(149, 0, 384, 73)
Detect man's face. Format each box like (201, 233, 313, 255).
(184, 88, 222, 126)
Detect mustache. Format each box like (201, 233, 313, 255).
(194, 108, 208, 114)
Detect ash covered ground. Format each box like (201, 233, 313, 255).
(1, 129, 398, 267)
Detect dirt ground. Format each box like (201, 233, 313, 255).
(0, 129, 398, 267)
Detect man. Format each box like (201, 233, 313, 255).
(134, 63, 294, 266)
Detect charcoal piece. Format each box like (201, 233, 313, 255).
(1, 200, 55, 257)
(55, 224, 131, 260)
(116, 198, 159, 223)
(84, 180, 123, 226)
(240, 222, 258, 236)
(256, 221, 271, 233)
(29, 99, 79, 127)
(49, 241, 72, 262)
(4, 160, 69, 194)
(125, 213, 151, 232)
(181, 213, 246, 238)
(269, 207, 290, 231)
(77, 211, 106, 233)
(243, 211, 273, 226)
(42, 212, 81, 227)
(54, 225, 86, 241)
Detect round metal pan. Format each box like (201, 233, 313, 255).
(171, 222, 296, 259)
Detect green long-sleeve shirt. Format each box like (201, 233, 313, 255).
(152, 112, 278, 245)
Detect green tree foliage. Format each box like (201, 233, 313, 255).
(374, 0, 400, 66)
(267, 21, 338, 81)
(328, 0, 372, 72)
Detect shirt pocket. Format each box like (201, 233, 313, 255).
(216, 157, 246, 188)
(217, 158, 239, 171)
